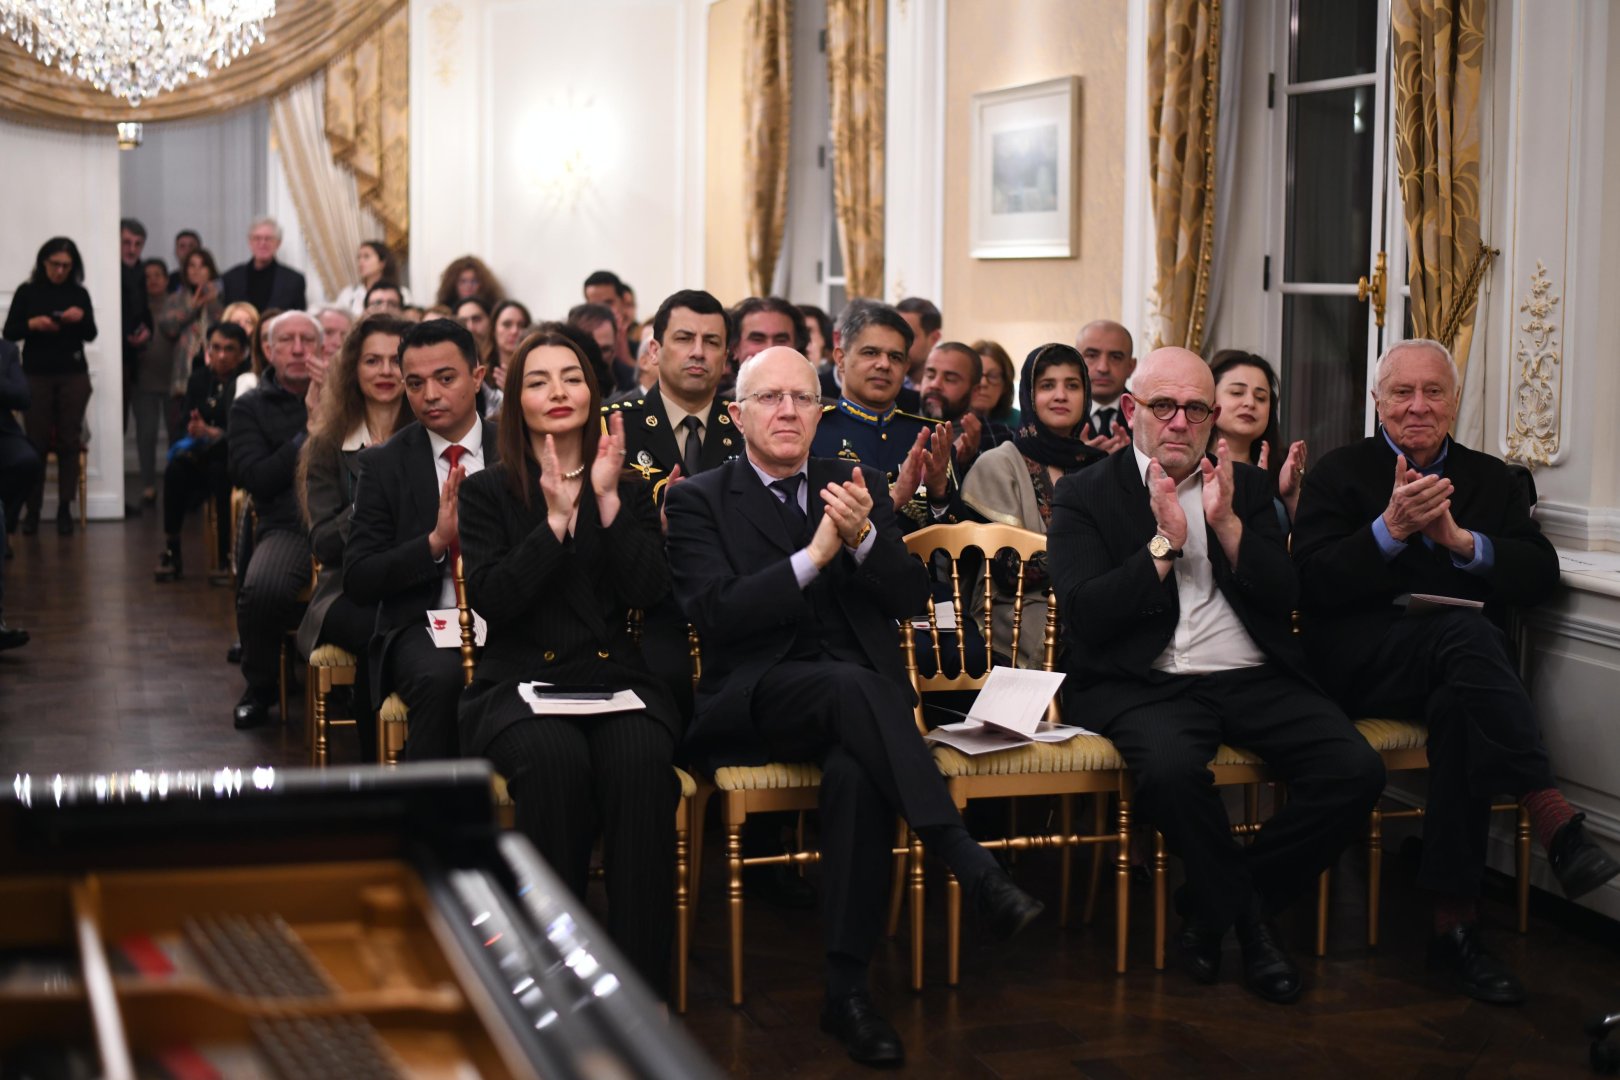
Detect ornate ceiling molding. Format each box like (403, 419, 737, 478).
(1505, 260, 1563, 470)
(0, 0, 405, 128)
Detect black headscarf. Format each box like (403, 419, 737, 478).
(1013, 343, 1107, 470)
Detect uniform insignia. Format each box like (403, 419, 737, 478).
(630, 459, 661, 481)
(837, 439, 861, 462)
(646, 415, 658, 427)
(717, 413, 731, 425)
(722, 437, 733, 447)
(636, 449, 655, 467)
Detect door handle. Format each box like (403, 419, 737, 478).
(1358, 251, 1388, 329)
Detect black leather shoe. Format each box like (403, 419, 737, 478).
(0, 623, 29, 651)
(973, 869, 1044, 941)
(154, 545, 181, 583)
(1549, 814, 1620, 900)
(233, 689, 273, 730)
(1428, 924, 1525, 1004)
(820, 991, 904, 1067)
(743, 865, 818, 909)
(1235, 916, 1302, 1004)
(1176, 921, 1224, 985)
(226, 640, 243, 664)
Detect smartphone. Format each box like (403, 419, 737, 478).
(531, 684, 615, 701)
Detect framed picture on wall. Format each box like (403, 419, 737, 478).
(969, 76, 1080, 260)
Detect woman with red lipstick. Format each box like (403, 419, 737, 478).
(292, 314, 412, 739)
(1209, 350, 1307, 522)
(960, 342, 1107, 667)
(457, 329, 680, 995)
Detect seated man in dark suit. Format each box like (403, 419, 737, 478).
(665, 346, 1040, 1067)
(1047, 346, 1385, 1005)
(229, 310, 321, 729)
(345, 318, 497, 761)
(220, 218, 307, 314)
(0, 339, 44, 549)
(1293, 338, 1618, 1004)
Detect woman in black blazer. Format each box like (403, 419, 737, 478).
(457, 328, 679, 993)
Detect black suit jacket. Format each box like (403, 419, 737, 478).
(227, 368, 308, 536)
(343, 419, 499, 700)
(1046, 448, 1309, 727)
(1291, 435, 1559, 696)
(665, 455, 929, 767)
(0, 340, 28, 437)
(456, 466, 677, 756)
(220, 259, 307, 313)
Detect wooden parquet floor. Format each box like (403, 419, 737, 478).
(2, 492, 1617, 1077)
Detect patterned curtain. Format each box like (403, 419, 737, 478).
(827, 0, 885, 301)
(324, 5, 410, 257)
(1147, 0, 1222, 353)
(1392, 0, 1491, 390)
(743, 0, 793, 297)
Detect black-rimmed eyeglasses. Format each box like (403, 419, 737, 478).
(1136, 397, 1214, 424)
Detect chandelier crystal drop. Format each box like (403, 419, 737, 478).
(0, 1, 277, 107)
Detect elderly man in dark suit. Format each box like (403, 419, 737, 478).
(665, 346, 1040, 1068)
(1048, 346, 1384, 1005)
(1294, 337, 1618, 1004)
(221, 218, 307, 314)
(344, 318, 497, 761)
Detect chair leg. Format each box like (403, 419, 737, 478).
(1057, 794, 1073, 928)
(1115, 790, 1131, 975)
(688, 786, 710, 918)
(946, 870, 962, 987)
(1083, 795, 1106, 927)
(1516, 804, 1532, 934)
(886, 819, 907, 939)
(726, 819, 745, 1006)
(1367, 807, 1383, 949)
(78, 448, 87, 530)
(1152, 831, 1168, 971)
(674, 801, 690, 1015)
(909, 830, 925, 991)
(310, 670, 327, 767)
(1315, 869, 1330, 957)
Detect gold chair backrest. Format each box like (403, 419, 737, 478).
(900, 522, 1060, 730)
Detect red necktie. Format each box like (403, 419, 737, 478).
(441, 444, 467, 566)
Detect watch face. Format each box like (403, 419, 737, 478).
(1149, 534, 1170, 558)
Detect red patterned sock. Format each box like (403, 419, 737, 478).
(1522, 788, 1577, 851)
(1432, 894, 1478, 935)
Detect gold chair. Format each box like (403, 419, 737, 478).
(307, 643, 359, 767)
(902, 522, 1128, 983)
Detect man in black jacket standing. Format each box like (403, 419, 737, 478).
(221, 218, 307, 314)
(665, 346, 1040, 1067)
(228, 310, 320, 729)
(1047, 346, 1383, 1005)
(1294, 338, 1618, 1004)
(344, 319, 496, 761)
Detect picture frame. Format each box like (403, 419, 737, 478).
(969, 76, 1080, 260)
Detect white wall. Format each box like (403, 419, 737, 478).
(0, 117, 124, 520)
(411, 0, 708, 321)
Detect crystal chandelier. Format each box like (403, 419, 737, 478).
(0, 1, 277, 107)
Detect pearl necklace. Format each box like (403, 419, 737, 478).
(563, 464, 585, 480)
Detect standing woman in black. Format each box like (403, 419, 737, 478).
(2, 238, 97, 534)
(457, 328, 680, 992)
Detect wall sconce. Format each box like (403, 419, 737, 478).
(116, 122, 143, 150)
(518, 90, 599, 211)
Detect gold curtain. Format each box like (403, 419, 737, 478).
(271, 78, 378, 300)
(324, 6, 410, 255)
(0, 0, 405, 126)
(1147, 0, 1222, 353)
(743, 0, 792, 297)
(1392, 0, 1490, 388)
(826, 0, 885, 301)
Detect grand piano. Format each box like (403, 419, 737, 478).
(0, 761, 720, 1079)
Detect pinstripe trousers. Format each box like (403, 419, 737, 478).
(236, 528, 310, 693)
(484, 712, 679, 994)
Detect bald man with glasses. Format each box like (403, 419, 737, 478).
(1047, 347, 1384, 1006)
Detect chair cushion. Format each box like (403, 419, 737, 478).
(712, 763, 823, 791)
(1355, 717, 1428, 752)
(932, 734, 1125, 777)
(308, 644, 358, 668)
(1211, 744, 1265, 766)
(674, 766, 698, 799)
(378, 693, 409, 723)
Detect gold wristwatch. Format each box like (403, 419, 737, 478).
(848, 519, 873, 548)
(1148, 534, 1183, 560)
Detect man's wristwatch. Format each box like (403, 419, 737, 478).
(1148, 533, 1183, 560)
(847, 519, 873, 548)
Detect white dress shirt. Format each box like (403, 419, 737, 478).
(660, 387, 709, 459)
(427, 422, 486, 606)
(1133, 447, 1267, 674)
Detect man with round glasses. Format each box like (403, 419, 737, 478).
(1048, 347, 1384, 1006)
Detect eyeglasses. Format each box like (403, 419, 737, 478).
(1138, 397, 1214, 424)
(745, 390, 820, 410)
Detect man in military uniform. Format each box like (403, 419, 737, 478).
(607, 289, 740, 498)
(812, 299, 955, 533)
